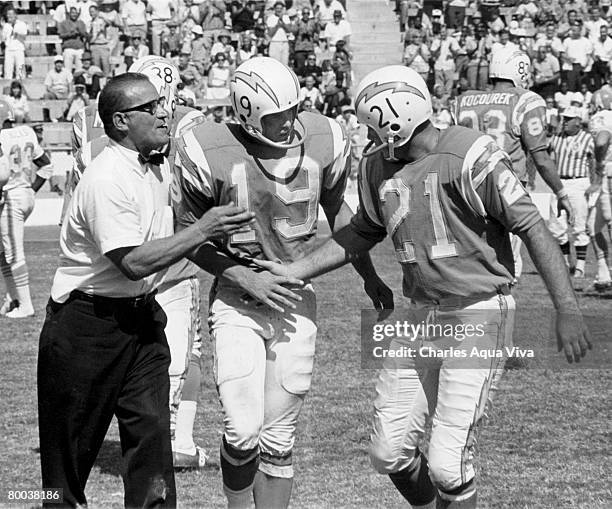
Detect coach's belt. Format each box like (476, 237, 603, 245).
(560, 175, 587, 179)
(68, 289, 157, 308)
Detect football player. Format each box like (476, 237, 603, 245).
(0, 100, 53, 318)
(66, 56, 210, 469)
(454, 48, 573, 279)
(585, 101, 612, 289)
(173, 56, 388, 508)
(257, 66, 592, 508)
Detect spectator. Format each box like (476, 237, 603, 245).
(455, 25, 475, 83)
(162, 20, 182, 57)
(299, 74, 323, 110)
(177, 0, 203, 42)
(332, 40, 352, 87)
(236, 32, 257, 65)
(58, 6, 88, 73)
(560, 22, 593, 91)
(177, 81, 196, 107)
(555, 80, 574, 110)
(315, 0, 345, 29)
(2, 7, 28, 80)
(297, 52, 322, 85)
(4, 80, 30, 123)
(98, 0, 123, 57)
(87, 4, 112, 77)
(207, 105, 230, 123)
(533, 46, 560, 98)
(490, 28, 518, 56)
(403, 29, 431, 84)
(207, 52, 231, 99)
(487, 8, 506, 34)
(266, 2, 294, 66)
(431, 84, 453, 129)
(210, 30, 236, 65)
(299, 97, 317, 113)
(64, 81, 90, 121)
(201, 1, 226, 49)
(43, 56, 73, 100)
(334, 103, 360, 176)
(178, 51, 204, 98)
(190, 26, 211, 74)
(430, 27, 461, 96)
(584, 6, 606, 41)
(557, 10, 582, 40)
(147, 0, 176, 57)
(73, 51, 103, 97)
(121, 0, 148, 40)
(591, 24, 612, 90)
(321, 58, 346, 116)
(322, 9, 351, 49)
(125, 35, 149, 63)
(545, 95, 560, 135)
(294, 6, 318, 70)
(534, 23, 565, 58)
(232, 0, 257, 32)
(466, 22, 492, 91)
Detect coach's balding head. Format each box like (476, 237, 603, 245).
(98, 73, 169, 157)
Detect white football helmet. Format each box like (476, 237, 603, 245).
(355, 66, 432, 160)
(489, 48, 531, 88)
(129, 56, 181, 121)
(230, 56, 306, 149)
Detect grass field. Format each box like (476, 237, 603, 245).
(0, 225, 610, 508)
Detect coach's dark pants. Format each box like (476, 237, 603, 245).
(37, 293, 176, 508)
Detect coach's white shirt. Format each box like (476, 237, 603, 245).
(51, 140, 173, 303)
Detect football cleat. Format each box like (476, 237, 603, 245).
(173, 446, 209, 470)
(5, 304, 34, 318)
(0, 296, 18, 315)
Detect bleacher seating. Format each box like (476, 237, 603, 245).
(39, 122, 72, 151)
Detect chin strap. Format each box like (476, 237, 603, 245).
(246, 116, 308, 150)
(362, 135, 400, 161)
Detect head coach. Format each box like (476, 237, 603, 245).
(37, 73, 254, 508)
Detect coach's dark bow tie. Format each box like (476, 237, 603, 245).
(138, 152, 165, 166)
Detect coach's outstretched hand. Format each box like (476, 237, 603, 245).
(555, 310, 592, 363)
(196, 202, 256, 242)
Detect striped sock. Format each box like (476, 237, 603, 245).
(0, 254, 17, 301)
(12, 261, 32, 309)
(220, 437, 259, 508)
(575, 245, 588, 275)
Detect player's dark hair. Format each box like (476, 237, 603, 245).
(98, 72, 151, 137)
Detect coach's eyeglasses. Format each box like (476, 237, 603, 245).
(119, 97, 166, 116)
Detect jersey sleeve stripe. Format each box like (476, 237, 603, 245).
(357, 158, 384, 227)
(325, 118, 351, 189)
(460, 135, 502, 216)
(176, 130, 214, 198)
(513, 91, 546, 127)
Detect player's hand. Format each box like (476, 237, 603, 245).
(555, 309, 592, 363)
(364, 275, 394, 321)
(253, 258, 291, 278)
(196, 202, 255, 242)
(240, 269, 304, 313)
(556, 195, 574, 225)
